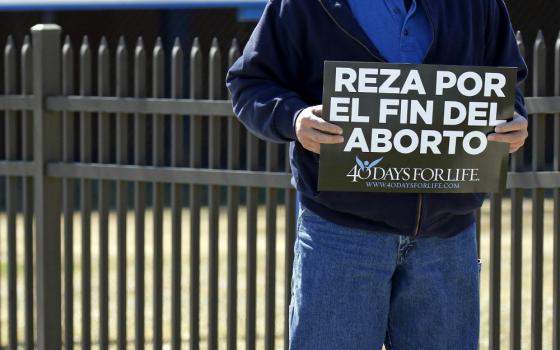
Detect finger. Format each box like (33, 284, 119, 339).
(307, 128, 345, 144)
(494, 115, 527, 133)
(308, 115, 343, 135)
(487, 132, 517, 143)
(510, 138, 526, 147)
(487, 131, 527, 144)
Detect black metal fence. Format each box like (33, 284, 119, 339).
(0, 24, 558, 350)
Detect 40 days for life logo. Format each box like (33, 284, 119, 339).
(347, 156, 480, 187)
(348, 156, 384, 182)
(318, 61, 515, 194)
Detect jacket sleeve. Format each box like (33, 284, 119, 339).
(484, 0, 528, 119)
(225, 0, 309, 143)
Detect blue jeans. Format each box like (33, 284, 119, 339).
(288, 206, 481, 350)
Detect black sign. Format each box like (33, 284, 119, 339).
(318, 61, 516, 193)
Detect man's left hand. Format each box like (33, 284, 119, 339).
(487, 113, 528, 153)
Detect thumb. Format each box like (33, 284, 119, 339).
(311, 105, 323, 118)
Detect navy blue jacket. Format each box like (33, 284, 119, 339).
(226, 0, 528, 238)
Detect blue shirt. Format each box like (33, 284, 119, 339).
(346, 0, 433, 63)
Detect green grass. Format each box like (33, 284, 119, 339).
(0, 199, 556, 349)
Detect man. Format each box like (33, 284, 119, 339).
(226, 0, 528, 348)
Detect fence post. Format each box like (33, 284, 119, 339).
(532, 31, 547, 350)
(31, 24, 62, 350)
(553, 30, 560, 350)
(510, 30, 526, 350)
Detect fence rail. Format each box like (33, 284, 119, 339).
(0, 24, 559, 350)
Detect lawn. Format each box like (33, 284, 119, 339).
(0, 198, 556, 349)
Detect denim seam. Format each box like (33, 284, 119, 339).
(296, 206, 307, 233)
(397, 236, 415, 266)
(385, 315, 394, 350)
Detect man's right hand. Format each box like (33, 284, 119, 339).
(295, 105, 344, 154)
